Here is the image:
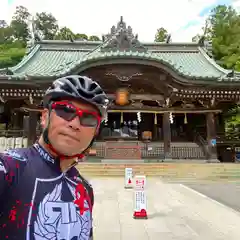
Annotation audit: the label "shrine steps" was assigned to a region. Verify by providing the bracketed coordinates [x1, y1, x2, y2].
[76, 163, 240, 181]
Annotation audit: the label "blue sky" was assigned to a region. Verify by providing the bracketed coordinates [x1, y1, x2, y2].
[199, 0, 233, 16]
[180, 0, 237, 34]
[1, 0, 240, 42]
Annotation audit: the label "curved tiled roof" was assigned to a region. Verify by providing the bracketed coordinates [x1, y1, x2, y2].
[1, 40, 238, 83]
[1, 15, 240, 83]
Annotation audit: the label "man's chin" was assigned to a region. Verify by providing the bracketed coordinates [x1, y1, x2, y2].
[52, 144, 81, 157]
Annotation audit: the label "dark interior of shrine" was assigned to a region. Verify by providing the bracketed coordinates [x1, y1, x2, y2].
[97, 112, 207, 142]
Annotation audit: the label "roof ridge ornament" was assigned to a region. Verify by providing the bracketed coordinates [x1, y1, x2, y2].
[0, 67, 14, 76]
[26, 16, 43, 54]
[101, 16, 147, 53]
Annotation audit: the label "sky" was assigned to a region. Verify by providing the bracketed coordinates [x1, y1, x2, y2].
[1, 0, 240, 42]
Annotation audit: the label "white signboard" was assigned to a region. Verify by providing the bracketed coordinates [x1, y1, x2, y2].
[133, 175, 147, 219]
[124, 168, 133, 189]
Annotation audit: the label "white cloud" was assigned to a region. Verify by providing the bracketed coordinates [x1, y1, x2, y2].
[0, 0, 237, 42]
[232, 0, 240, 11]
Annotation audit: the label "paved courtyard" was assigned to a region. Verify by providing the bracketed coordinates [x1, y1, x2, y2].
[88, 177, 240, 240]
[184, 182, 240, 212]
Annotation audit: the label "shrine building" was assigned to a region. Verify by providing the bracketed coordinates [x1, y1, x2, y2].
[0, 17, 240, 162]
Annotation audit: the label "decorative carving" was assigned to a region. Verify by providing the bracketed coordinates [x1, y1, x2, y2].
[165, 98, 170, 107]
[0, 68, 14, 75]
[226, 69, 234, 78]
[101, 16, 147, 52]
[210, 97, 215, 107]
[106, 68, 142, 82]
[131, 101, 143, 108]
[29, 94, 34, 105]
[0, 96, 5, 103]
[183, 103, 195, 108]
[26, 16, 44, 53]
[166, 34, 172, 43]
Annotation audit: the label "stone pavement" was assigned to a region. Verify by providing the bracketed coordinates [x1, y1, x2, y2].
[88, 177, 240, 240]
[184, 182, 240, 212]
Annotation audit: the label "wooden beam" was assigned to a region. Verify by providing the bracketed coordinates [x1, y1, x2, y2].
[107, 94, 164, 101]
[108, 108, 222, 114]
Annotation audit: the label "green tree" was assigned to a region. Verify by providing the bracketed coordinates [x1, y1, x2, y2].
[35, 12, 59, 40]
[0, 42, 26, 68]
[75, 33, 88, 41]
[194, 5, 240, 71]
[0, 20, 13, 43]
[88, 35, 100, 41]
[154, 27, 168, 42]
[55, 27, 74, 40]
[10, 6, 30, 43]
[224, 105, 240, 139]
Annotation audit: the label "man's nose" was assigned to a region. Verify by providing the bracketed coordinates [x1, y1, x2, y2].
[68, 116, 81, 130]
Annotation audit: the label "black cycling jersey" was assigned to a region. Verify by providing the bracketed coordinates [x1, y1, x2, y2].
[0, 143, 94, 240]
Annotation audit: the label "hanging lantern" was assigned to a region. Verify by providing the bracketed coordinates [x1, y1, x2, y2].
[115, 88, 129, 106]
[184, 113, 188, 124]
[154, 113, 157, 125]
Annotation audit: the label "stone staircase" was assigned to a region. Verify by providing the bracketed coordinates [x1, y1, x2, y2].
[76, 163, 240, 181]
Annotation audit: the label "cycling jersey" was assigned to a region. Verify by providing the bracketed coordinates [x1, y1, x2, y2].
[0, 143, 94, 240]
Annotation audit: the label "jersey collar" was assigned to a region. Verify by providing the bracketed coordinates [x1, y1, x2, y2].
[33, 142, 55, 164]
[33, 142, 79, 173]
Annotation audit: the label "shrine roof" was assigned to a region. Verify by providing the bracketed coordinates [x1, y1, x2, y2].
[0, 17, 240, 84]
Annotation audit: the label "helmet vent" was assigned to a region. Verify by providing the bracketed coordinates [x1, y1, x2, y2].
[66, 77, 77, 87]
[78, 88, 94, 99]
[89, 83, 98, 91]
[79, 77, 86, 88]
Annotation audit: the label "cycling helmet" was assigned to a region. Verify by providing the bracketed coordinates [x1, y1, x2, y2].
[43, 75, 109, 119]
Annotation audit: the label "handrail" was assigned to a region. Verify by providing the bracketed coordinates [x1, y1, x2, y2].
[192, 130, 210, 159]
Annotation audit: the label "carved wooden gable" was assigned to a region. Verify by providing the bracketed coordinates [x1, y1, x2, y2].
[101, 16, 147, 53]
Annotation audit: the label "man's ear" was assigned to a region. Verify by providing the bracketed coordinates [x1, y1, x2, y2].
[41, 108, 49, 129]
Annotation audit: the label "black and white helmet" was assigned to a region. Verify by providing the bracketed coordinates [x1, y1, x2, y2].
[43, 75, 109, 118]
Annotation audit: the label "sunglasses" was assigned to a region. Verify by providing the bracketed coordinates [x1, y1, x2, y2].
[51, 101, 101, 127]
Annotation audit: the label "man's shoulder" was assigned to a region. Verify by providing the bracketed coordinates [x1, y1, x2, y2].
[1, 148, 29, 162]
[0, 148, 31, 176]
[0, 147, 31, 170]
[2, 148, 29, 161]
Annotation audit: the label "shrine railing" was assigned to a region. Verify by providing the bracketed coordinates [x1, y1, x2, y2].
[91, 141, 206, 160]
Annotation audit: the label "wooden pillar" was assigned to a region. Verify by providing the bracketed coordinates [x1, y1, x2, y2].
[206, 112, 219, 162]
[153, 113, 158, 141]
[12, 111, 18, 129]
[27, 111, 38, 146]
[217, 113, 225, 133]
[163, 112, 172, 160]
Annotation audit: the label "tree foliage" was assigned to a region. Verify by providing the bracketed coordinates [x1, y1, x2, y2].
[193, 5, 240, 71]
[193, 5, 240, 136]
[0, 5, 101, 68]
[154, 27, 169, 42]
[35, 12, 58, 40]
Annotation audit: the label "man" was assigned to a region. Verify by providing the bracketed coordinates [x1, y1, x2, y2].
[0, 75, 109, 239]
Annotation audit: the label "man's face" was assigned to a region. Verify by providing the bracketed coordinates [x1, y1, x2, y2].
[41, 100, 100, 156]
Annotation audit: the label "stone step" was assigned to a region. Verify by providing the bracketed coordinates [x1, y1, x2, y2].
[76, 163, 240, 180]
